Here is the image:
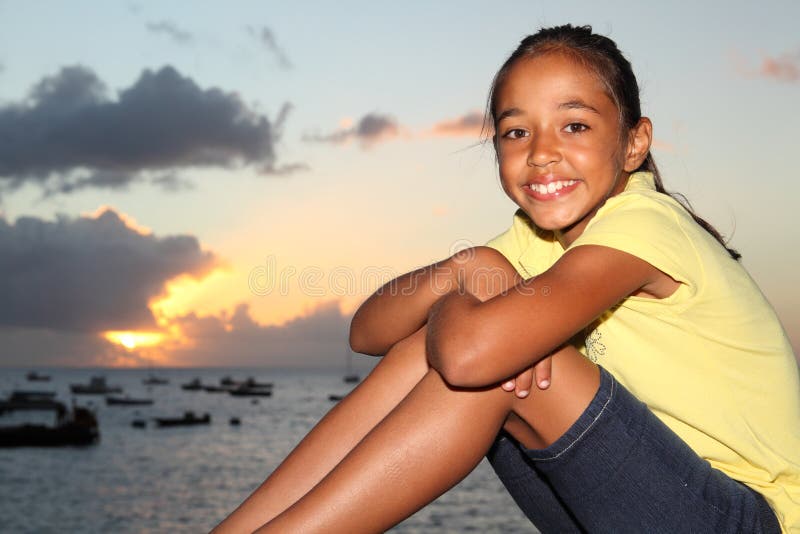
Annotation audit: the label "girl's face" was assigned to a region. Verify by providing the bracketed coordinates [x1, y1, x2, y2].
[494, 52, 631, 247]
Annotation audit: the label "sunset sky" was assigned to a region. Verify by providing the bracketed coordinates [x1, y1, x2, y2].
[0, 0, 797, 368]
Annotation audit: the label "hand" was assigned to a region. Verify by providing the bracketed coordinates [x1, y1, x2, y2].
[501, 355, 552, 398]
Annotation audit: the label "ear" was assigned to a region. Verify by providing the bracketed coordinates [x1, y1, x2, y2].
[623, 117, 653, 172]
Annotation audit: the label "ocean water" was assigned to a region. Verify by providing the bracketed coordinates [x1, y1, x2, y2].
[0, 368, 536, 533]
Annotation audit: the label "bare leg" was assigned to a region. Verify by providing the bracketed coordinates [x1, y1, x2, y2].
[212, 328, 430, 533]
[257, 345, 599, 533]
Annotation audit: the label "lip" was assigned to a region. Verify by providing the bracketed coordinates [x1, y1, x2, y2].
[523, 176, 581, 201]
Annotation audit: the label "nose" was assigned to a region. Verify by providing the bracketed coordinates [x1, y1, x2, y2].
[527, 130, 561, 167]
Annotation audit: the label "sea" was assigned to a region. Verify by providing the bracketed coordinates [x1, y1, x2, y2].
[0, 367, 536, 533]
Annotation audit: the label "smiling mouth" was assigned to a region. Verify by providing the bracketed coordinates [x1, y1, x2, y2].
[527, 179, 578, 195]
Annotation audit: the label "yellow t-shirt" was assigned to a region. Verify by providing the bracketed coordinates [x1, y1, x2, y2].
[487, 172, 800, 531]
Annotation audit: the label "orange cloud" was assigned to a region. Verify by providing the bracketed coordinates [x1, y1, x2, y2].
[650, 138, 676, 153]
[428, 110, 487, 138]
[731, 47, 800, 82]
[760, 54, 800, 82]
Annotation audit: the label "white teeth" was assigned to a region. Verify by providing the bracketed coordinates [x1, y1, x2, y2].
[529, 180, 576, 194]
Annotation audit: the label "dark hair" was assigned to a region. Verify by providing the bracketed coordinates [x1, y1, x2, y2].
[486, 24, 741, 260]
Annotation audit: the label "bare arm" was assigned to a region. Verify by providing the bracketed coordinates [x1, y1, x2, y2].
[427, 245, 662, 387]
[350, 248, 523, 355]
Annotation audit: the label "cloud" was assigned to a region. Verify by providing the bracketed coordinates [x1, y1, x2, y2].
[0, 207, 219, 332]
[0, 65, 295, 193]
[304, 112, 400, 148]
[732, 48, 800, 82]
[0, 300, 360, 368]
[146, 20, 194, 44]
[428, 110, 486, 138]
[247, 26, 292, 69]
[759, 53, 800, 82]
[0, 327, 143, 367]
[166, 301, 352, 367]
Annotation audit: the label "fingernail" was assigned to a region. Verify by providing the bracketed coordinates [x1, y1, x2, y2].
[503, 380, 514, 390]
[539, 380, 550, 389]
[517, 390, 529, 398]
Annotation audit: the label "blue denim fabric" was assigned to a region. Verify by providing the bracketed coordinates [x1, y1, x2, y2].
[487, 367, 782, 533]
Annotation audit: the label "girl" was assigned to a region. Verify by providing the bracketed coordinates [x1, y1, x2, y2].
[214, 25, 799, 532]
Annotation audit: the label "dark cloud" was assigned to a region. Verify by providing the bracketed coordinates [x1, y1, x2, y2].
[0, 327, 140, 367]
[247, 26, 292, 69]
[303, 113, 400, 148]
[146, 20, 194, 44]
[0, 208, 219, 332]
[149, 173, 195, 192]
[167, 301, 356, 367]
[0, 65, 294, 193]
[0, 301, 373, 369]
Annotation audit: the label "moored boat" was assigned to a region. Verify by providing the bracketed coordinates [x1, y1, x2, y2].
[26, 371, 51, 382]
[0, 406, 99, 447]
[0, 390, 62, 413]
[142, 375, 169, 386]
[105, 396, 154, 406]
[154, 411, 210, 427]
[70, 376, 123, 395]
[228, 385, 272, 397]
[180, 378, 203, 391]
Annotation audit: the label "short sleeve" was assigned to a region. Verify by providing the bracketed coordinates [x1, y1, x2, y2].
[568, 192, 704, 292]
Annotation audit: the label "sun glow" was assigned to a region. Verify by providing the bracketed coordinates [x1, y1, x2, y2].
[104, 331, 164, 350]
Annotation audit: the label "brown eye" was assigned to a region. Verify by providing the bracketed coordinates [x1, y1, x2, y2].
[565, 123, 588, 134]
[503, 128, 528, 139]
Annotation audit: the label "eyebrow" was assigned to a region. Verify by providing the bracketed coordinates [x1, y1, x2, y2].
[496, 99, 601, 123]
[495, 107, 522, 123]
[558, 99, 600, 114]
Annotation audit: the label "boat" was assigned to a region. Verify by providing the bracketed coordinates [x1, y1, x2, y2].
[328, 394, 345, 402]
[201, 384, 232, 393]
[342, 347, 360, 384]
[70, 376, 123, 395]
[105, 396, 154, 406]
[142, 374, 169, 386]
[228, 385, 272, 397]
[26, 371, 51, 382]
[0, 390, 63, 413]
[201, 376, 240, 393]
[154, 411, 211, 427]
[219, 376, 273, 389]
[0, 405, 99, 447]
[242, 377, 273, 388]
[180, 378, 203, 391]
[131, 419, 147, 429]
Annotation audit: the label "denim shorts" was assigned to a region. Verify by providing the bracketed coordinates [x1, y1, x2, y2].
[487, 367, 782, 533]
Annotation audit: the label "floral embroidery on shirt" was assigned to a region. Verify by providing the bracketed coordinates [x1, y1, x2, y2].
[585, 328, 606, 362]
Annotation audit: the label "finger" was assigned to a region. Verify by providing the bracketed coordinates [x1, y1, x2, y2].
[534, 357, 552, 389]
[501, 379, 515, 391]
[515, 368, 534, 398]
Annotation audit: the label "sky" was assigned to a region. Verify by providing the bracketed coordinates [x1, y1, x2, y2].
[0, 0, 797, 368]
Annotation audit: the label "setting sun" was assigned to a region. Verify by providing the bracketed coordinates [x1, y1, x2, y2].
[104, 331, 164, 350]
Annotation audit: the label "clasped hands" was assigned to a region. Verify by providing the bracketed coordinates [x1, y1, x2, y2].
[502, 356, 552, 398]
